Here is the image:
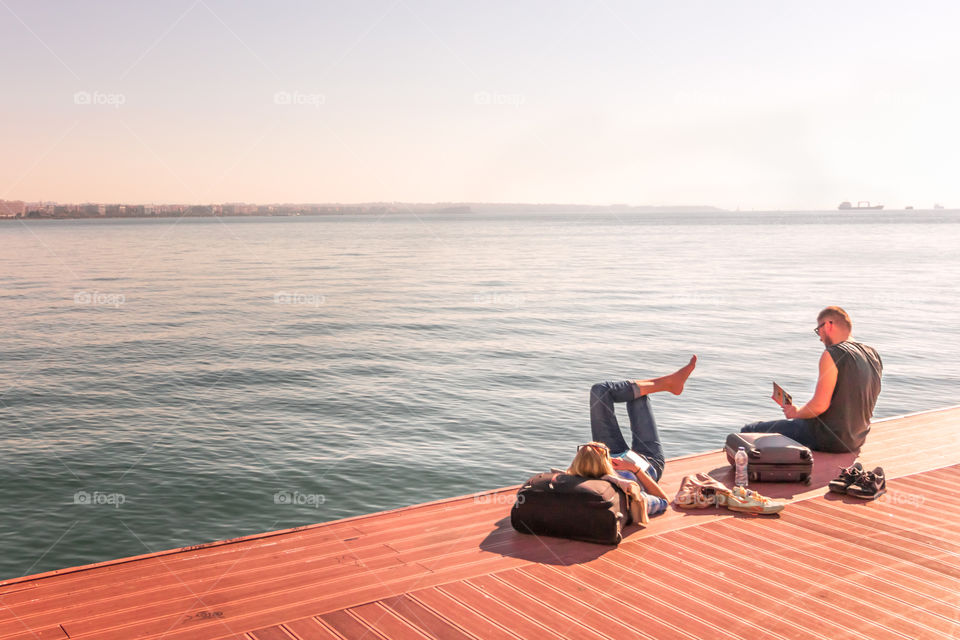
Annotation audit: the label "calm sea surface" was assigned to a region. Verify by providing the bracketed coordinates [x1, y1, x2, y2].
[1, 210, 958, 579]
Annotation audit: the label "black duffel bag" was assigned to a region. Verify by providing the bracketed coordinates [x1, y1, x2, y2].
[510, 471, 630, 545]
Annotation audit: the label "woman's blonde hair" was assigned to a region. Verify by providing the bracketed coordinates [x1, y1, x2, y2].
[568, 442, 615, 478]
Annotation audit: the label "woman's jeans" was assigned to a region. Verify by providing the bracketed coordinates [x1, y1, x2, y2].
[589, 380, 665, 481]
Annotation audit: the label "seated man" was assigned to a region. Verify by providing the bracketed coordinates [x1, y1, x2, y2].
[742, 306, 882, 453]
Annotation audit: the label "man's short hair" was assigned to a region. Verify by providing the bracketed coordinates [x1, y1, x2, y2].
[818, 305, 852, 331]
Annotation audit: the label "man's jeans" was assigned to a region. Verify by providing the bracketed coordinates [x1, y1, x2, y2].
[589, 380, 665, 481]
[741, 418, 818, 450]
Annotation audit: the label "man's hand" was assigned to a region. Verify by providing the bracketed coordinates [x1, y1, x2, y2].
[782, 403, 800, 419]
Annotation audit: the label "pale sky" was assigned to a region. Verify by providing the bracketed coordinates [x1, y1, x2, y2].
[2, 0, 958, 209]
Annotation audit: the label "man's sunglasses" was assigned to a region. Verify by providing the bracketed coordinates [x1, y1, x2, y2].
[814, 320, 832, 336]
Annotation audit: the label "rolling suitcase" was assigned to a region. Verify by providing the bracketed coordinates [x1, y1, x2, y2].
[725, 432, 813, 485]
[511, 472, 629, 545]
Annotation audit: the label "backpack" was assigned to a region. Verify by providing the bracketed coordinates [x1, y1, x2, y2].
[510, 472, 630, 545]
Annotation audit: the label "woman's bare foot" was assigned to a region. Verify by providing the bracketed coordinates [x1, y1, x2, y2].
[633, 355, 697, 397]
[667, 355, 697, 395]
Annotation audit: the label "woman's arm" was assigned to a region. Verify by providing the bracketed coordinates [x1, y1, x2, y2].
[612, 458, 668, 500]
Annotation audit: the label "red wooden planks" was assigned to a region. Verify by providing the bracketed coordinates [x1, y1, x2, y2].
[463, 574, 608, 640]
[283, 617, 347, 640]
[407, 587, 517, 640]
[377, 594, 476, 640]
[1, 407, 959, 640]
[346, 602, 434, 640]
[248, 626, 295, 640]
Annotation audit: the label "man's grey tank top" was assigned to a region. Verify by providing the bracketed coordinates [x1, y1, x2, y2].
[813, 340, 883, 452]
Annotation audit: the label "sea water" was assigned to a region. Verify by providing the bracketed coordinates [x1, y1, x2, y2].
[1, 209, 958, 578]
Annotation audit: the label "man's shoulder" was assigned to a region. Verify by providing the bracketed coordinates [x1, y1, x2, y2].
[830, 340, 878, 354]
[859, 342, 882, 369]
[829, 340, 882, 370]
[849, 340, 881, 360]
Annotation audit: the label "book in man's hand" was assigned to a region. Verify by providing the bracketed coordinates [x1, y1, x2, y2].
[772, 381, 793, 407]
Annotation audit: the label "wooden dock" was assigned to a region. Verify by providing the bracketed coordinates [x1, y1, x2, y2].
[2, 406, 959, 639]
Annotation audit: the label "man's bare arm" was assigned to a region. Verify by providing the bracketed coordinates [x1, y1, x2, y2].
[784, 350, 837, 419]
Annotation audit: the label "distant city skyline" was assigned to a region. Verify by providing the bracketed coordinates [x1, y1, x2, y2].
[1, 197, 731, 220]
[5, 196, 955, 222]
[2, 1, 958, 210]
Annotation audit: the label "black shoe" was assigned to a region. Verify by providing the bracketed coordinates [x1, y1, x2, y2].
[828, 462, 864, 494]
[846, 467, 886, 500]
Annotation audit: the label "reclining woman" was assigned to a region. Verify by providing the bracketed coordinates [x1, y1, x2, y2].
[568, 356, 697, 525]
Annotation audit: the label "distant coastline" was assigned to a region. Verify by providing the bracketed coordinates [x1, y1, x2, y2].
[0, 200, 725, 220]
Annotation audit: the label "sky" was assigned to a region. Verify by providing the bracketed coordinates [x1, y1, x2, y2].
[2, 0, 958, 209]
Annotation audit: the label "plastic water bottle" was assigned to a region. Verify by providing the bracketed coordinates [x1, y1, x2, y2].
[734, 447, 749, 487]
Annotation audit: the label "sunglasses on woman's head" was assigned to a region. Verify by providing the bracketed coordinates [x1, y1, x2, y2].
[577, 443, 609, 455]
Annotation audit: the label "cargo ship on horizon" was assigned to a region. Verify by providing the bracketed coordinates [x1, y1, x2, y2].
[838, 200, 884, 210]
